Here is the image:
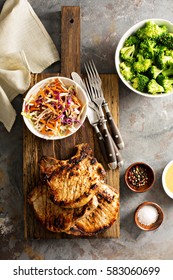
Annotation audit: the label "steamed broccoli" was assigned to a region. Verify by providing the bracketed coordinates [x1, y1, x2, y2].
[120, 45, 135, 62]
[131, 74, 149, 92]
[119, 20, 173, 95]
[147, 79, 164, 94]
[124, 35, 140, 47]
[162, 64, 173, 76]
[156, 52, 173, 69]
[136, 21, 168, 40]
[158, 32, 173, 49]
[139, 39, 157, 59]
[164, 48, 173, 56]
[147, 65, 163, 79]
[133, 54, 152, 73]
[120, 61, 134, 81]
[157, 74, 173, 92]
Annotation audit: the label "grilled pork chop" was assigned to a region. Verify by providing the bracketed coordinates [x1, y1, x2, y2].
[28, 183, 119, 236]
[39, 143, 93, 180]
[44, 143, 106, 208]
[67, 184, 119, 236]
[28, 143, 119, 236]
[28, 185, 98, 233]
[39, 156, 60, 181]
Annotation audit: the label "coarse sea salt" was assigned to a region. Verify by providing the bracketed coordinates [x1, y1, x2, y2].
[137, 205, 159, 226]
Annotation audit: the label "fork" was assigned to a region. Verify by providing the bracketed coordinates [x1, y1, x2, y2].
[83, 78, 109, 166]
[83, 67, 105, 121]
[84, 76, 117, 169]
[84, 60, 124, 150]
[85, 77, 123, 168]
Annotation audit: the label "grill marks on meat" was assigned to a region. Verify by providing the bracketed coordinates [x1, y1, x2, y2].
[28, 185, 99, 232]
[39, 157, 60, 181]
[44, 144, 106, 208]
[67, 184, 119, 236]
[28, 184, 119, 236]
[28, 143, 119, 236]
[39, 144, 93, 179]
[28, 186, 72, 231]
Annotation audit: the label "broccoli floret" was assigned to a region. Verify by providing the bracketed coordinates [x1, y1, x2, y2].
[119, 21, 173, 95]
[158, 33, 173, 49]
[157, 74, 173, 92]
[139, 39, 157, 59]
[124, 35, 140, 47]
[133, 54, 152, 73]
[147, 65, 163, 79]
[147, 79, 164, 94]
[162, 64, 173, 76]
[154, 44, 167, 56]
[155, 48, 173, 69]
[136, 21, 168, 40]
[164, 48, 173, 56]
[120, 45, 135, 62]
[120, 62, 134, 81]
[131, 74, 149, 92]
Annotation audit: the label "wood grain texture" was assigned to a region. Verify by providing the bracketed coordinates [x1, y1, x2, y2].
[61, 6, 80, 77]
[23, 73, 120, 239]
[23, 6, 120, 239]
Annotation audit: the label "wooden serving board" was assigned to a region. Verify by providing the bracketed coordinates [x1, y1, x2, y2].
[23, 7, 120, 239]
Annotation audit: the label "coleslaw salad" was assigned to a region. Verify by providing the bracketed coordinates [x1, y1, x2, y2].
[22, 77, 86, 138]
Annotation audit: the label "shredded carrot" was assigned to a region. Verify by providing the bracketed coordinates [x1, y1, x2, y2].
[29, 107, 39, 112]
[23, 78, 83, 137]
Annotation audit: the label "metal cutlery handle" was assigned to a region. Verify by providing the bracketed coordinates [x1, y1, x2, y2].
[100, 120, 117, 169]
[103, 102, 124, 150]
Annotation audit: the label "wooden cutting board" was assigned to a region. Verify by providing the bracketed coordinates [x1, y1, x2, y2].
[23, 6, 120, 239]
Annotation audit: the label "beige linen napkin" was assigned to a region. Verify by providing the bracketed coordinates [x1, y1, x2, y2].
[0, 51, 30, 131]
[0, 0, 60, 132]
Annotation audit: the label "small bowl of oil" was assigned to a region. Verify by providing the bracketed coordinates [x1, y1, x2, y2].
[162, 160, 173, 199]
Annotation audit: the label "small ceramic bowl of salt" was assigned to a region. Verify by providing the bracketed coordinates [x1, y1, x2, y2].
[134, 202, 164, 231]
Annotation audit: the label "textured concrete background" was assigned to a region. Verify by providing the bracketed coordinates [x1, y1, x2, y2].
[1, 0, 173, 260]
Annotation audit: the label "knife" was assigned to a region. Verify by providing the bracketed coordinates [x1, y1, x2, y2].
[71, 72, 119, 169]
[71, 72, 107, 163]
[84, 75, 123, 168]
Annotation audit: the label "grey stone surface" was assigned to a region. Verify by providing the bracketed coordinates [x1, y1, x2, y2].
[1, 0, 173, 260]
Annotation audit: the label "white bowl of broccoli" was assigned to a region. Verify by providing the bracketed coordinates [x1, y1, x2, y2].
[115, 19, 173, 97]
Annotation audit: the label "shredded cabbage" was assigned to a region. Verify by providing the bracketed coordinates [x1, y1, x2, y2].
[22, 78, 84, 137]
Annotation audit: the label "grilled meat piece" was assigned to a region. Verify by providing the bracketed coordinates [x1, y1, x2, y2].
[39, 143, 93, 180]
[39, 156, 60, 181]
[28, 143, 119, 236]
[67, 184, 119, 236]
[28, 185, 98, 233]
[46, 143, 106, 208]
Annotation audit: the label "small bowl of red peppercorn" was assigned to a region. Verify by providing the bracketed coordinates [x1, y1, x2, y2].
[125, 162, 155, 193]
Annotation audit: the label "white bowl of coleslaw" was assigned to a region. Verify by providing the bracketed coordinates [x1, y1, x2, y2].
[22, 76, 88, 140]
